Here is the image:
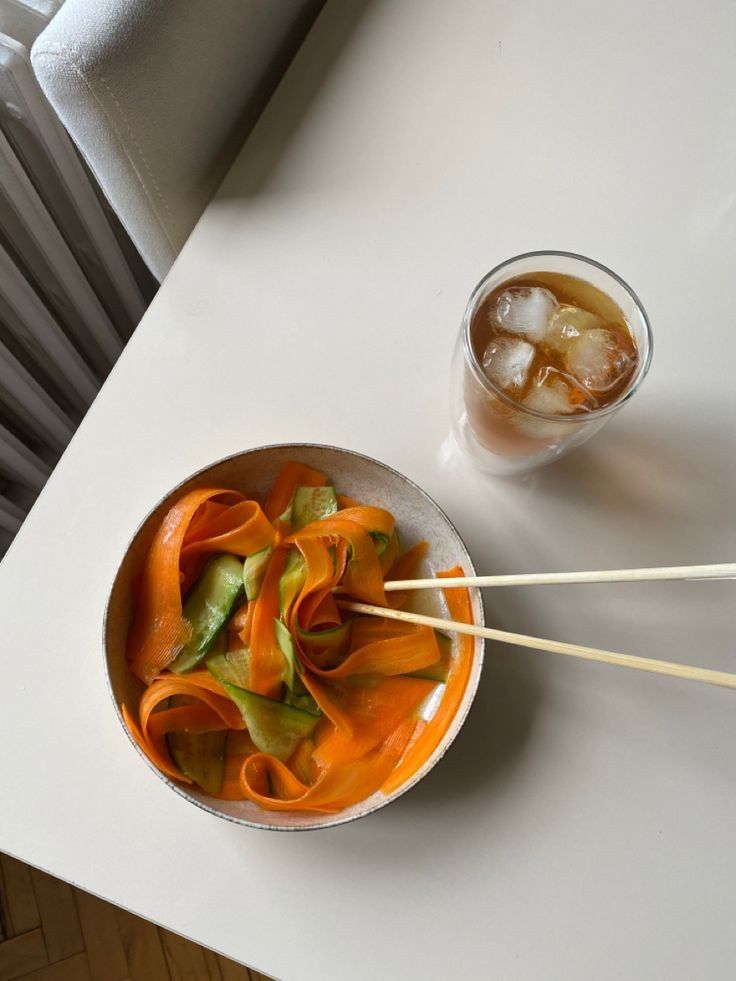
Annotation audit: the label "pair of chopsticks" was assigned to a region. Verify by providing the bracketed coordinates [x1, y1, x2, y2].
[336, 563, 736, 690]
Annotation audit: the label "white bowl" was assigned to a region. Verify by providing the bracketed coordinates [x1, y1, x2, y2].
[104, 444, 485, 830]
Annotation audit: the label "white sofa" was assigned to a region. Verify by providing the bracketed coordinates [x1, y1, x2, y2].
[32, 0, 323, 280]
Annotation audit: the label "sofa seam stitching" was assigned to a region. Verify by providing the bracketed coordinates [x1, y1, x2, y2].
[33, 42, 177, 246]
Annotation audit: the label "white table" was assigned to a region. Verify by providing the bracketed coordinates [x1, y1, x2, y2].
[2, 1, 735, 978]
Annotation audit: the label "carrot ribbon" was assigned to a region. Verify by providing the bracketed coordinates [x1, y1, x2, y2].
[264, 462, 327, 521]
[127, 487, 273, 684]
[239, 721, 418, 812]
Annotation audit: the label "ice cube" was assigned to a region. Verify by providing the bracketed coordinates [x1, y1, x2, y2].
[517, 368, 594, 439]
[490, 286, 557, 343]
[523, 367, 593, 416]
[564, 328, 634, 393]
[545, 304, 603, 352]
[481, 336, 535, 395]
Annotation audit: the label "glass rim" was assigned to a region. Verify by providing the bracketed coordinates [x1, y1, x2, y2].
[462, 250, 654, 423]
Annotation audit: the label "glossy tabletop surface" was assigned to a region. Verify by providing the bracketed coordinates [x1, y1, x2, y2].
[1, 1, 735, 978]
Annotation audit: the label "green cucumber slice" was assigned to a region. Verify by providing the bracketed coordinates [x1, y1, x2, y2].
[170, 555, 244, 674]
[296, 620, 352, 651]
[285, 690, 321, 715]
[370, 531, 390, 556]
[274, 620, 320, 715]
[167, 726, 226, 794]
[210, 676, 320, 761]
[243, 547, 272, 601]
[274, 619, 300, 691]
[279, 549, 306, 617]
[275, 496, 294, 527]
[296, 620, 352, 669]
[206, 647, 251, 688]
[204, 628, 227, 661]
[292, 485, 338, 530]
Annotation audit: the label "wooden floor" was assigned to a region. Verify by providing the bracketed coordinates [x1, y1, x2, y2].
[0, 853, 272, 981]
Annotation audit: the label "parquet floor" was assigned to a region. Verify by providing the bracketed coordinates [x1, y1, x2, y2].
[0, 853, 272, 981]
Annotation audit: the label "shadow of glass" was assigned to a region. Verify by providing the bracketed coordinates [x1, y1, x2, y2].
[454, 403, 735, 563]
[520, 407, 736, 550]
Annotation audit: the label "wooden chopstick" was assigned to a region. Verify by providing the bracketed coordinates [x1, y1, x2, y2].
[336, 600, 736, 691]
[381, 562, 736, 592]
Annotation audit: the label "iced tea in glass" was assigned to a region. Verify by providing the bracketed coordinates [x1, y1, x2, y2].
[450, 252, 653, 475]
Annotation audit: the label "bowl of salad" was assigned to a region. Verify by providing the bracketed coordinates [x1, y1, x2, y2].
[104, 444, 484, 830]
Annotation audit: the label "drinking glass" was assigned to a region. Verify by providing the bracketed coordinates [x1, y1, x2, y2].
[450, 251, 653, 476]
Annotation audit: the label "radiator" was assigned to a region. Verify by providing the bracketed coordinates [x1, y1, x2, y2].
[0, 0, 153, 556]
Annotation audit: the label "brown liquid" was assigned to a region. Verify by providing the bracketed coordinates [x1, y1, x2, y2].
[470, 271, 638, 412]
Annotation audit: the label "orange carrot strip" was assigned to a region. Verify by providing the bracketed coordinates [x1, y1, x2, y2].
[248, 548, 287, 697]
[139, 678, 245, 734]
[340, 530, 387, 606]
[288, 737, 316, 785]
[330, 506, 395, 538]
[337, 494, 362, 509]
[381, 567, 474, 795]
[387, 541, 429, 579]
[228, 600, 256, 650]
[314, 677, 433, 767]
[170, 669, 239, 699]
[293, 537, 348, 631]
[180, 500, 274, 560]
[229, 600, 249, 633]
[299, 672, 356, 736]
[264, 462, 327, 520]
[284, 539, 349, 691]
[349, 617, 418, 648]
[239, 721, 417, 812]
[122, 703, 191, 783]
[312, 715, 334, 750]
[236, 599, 256, 648]
[147, 704, 229, 740]
[179, 500, 274, 593]
[243, 754, 310, 803]
[386, 541, 429, 608]
[297, 620, 351, 658]
[127, 487, 244, 684]
[288, 537, 337, 634]
[289, 517, 386, 606]
[307, 626, 439, 679]
[210, 730, 259, 800]
[212, 753, 250, 800]
[129, 676, 245, 785]
[185, 501, 230, 541]
[300, 592, 342, 632]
